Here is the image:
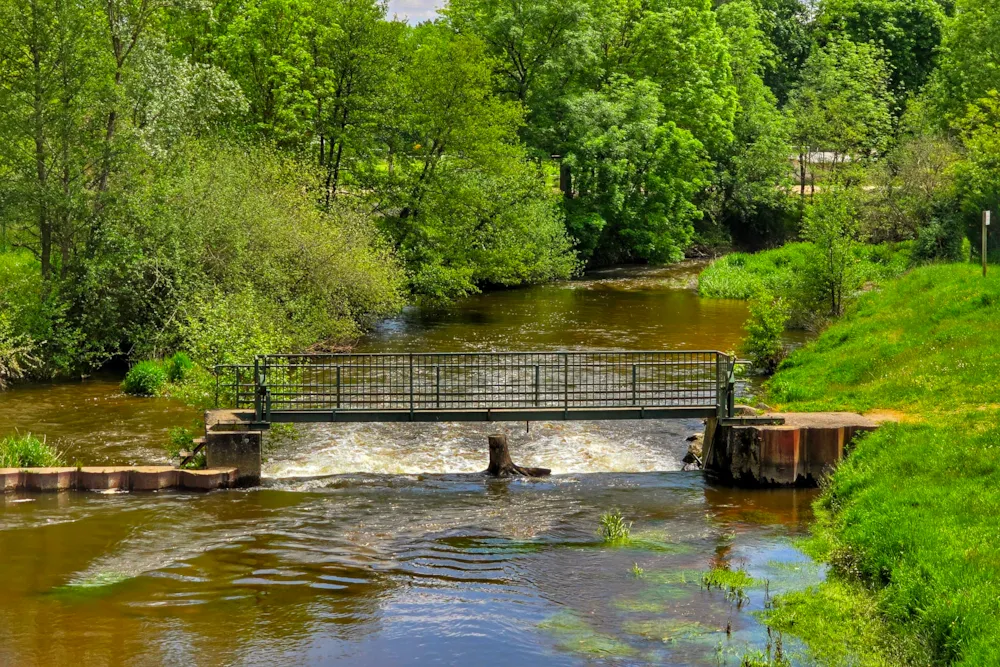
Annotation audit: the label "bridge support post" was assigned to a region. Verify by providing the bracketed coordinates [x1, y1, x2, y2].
[205, 430, 262, 487]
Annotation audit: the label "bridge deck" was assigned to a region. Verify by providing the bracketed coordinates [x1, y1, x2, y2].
[215, 351, 736, 424]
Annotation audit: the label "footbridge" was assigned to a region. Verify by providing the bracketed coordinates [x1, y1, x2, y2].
[214, 351, 740, 427]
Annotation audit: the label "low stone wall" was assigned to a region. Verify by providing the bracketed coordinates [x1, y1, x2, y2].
[703, 412, 878, 486]
[0, 466, 238, 493]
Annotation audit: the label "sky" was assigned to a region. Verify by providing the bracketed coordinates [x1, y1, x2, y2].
[387, 0, 443, 23]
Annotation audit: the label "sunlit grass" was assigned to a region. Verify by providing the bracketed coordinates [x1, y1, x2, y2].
[764, 263, 1000, 663]
[0, 433, 63, 468]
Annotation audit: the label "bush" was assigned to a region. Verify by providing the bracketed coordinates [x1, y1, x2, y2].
[914, 206, 966, 262]
[121, 361, 167, 396]
[740, 295, 790, 375]
[0, 433, 64, 467]
[164, 351, 193, 383]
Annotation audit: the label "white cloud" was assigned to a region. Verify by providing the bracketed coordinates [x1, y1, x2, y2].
[387, 0, 443, 23]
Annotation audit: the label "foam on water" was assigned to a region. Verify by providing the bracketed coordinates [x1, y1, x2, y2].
[264, 419, 699, 479]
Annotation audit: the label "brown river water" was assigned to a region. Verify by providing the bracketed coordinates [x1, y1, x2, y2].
[0, 263, 822, 666]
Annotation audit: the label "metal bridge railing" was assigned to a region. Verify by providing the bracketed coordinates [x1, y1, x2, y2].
[216, 351, 737, 422]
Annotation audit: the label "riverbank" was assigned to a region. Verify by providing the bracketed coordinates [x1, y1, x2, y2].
[758, 263, 1000, 664]
[697, 241, 913, 301]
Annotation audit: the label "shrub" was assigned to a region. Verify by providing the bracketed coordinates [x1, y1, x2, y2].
[741, 295, 790, 375]
[121, 361, 167, 396]
[0, 311, 37, 390]
[0, 433, 64, 467]
[913, 207, 966, 262]
[164, 351, 193, 383]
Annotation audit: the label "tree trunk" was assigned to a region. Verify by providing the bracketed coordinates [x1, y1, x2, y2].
[484, 434, 550, 478]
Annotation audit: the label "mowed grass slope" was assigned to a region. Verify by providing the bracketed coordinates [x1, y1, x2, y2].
[764, 264, 1000, 665]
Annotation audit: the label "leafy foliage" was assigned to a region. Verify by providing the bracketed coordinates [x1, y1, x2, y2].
[741, 295, 790, 374]
[121, 361, 168, 397]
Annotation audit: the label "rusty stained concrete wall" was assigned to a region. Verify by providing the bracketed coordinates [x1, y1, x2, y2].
[704, 412, 879, 486]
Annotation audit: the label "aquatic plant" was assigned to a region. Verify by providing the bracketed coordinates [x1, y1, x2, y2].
[599, 510, 632, 544]
[703, 566, 759, 607]
[0, 433, 64, 467]
[121, 360, 167, 396]
[631, 562, 644, 578]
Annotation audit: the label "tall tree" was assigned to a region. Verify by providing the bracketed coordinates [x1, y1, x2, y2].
[562, 76, 708, 264]
[817, 0, 944, 104]
[0, 0, 112, 280]
[311, 0, 403, 206]
[787, 37, 895, 165]
[931, 0, 1000, 122]
[711, 0, 794, 246]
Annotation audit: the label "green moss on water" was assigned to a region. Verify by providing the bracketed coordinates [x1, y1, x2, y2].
[612, 598, 666, 613]
[49, 571, 134, 600]
[622, 618, 715, 644]
[538, 611, 638, 658]
[703, 567, 759, 593]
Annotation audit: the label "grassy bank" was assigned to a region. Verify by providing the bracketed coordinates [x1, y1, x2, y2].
[698, 242, 913, 300]
[761, 263, 1000, 665]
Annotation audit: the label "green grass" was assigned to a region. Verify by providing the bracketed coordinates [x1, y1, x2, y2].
[0, 433, 64, 467]
[762, 263, 1000, 665]
[698, 242, 913, 300]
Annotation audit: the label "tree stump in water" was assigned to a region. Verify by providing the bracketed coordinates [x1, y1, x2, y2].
[485, 434, 551, 477]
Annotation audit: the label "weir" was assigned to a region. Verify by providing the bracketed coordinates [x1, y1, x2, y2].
[204, 350, 755, 486]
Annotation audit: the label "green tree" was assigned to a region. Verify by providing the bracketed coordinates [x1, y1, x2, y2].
[816, 0, 944, 104]
[562, 76, 708, 265]
[311, 0, 404, 205]
[799, 185, 867, 317]
[216, 0, 315, 143]
[787, 37, 895, 167]
[711, 0, 794, 246]
[0, 0, 112, 281]
[931, 0, 1000, 121]
[378, 26, 576, 299]
[754, 0, 813, 105]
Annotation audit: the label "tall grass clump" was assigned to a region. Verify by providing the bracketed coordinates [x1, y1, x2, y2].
[121, 360, 167, 396]
[599, 510, 632, 544]
[0, 433, 64, 467]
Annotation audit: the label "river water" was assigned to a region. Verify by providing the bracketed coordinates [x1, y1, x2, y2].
[0, 263, 822, 666]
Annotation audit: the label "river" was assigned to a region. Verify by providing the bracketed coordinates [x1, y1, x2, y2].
[0, 263, 822, 666]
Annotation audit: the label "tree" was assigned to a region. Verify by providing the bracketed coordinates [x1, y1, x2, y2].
[800, 185, 866, 317]
[0, 0, 112, 281]
[311, 0, 404, 206]
[711, 0, 794, 246]
[378, 26, 576, 299]
[216, 0, 315, 143]
[787, 37, 895, 167]
[931, 0, 1000, 121]
[754, 0, 812, 105]
[562, 76, 708, 265]
[816, 0, 944, 104]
